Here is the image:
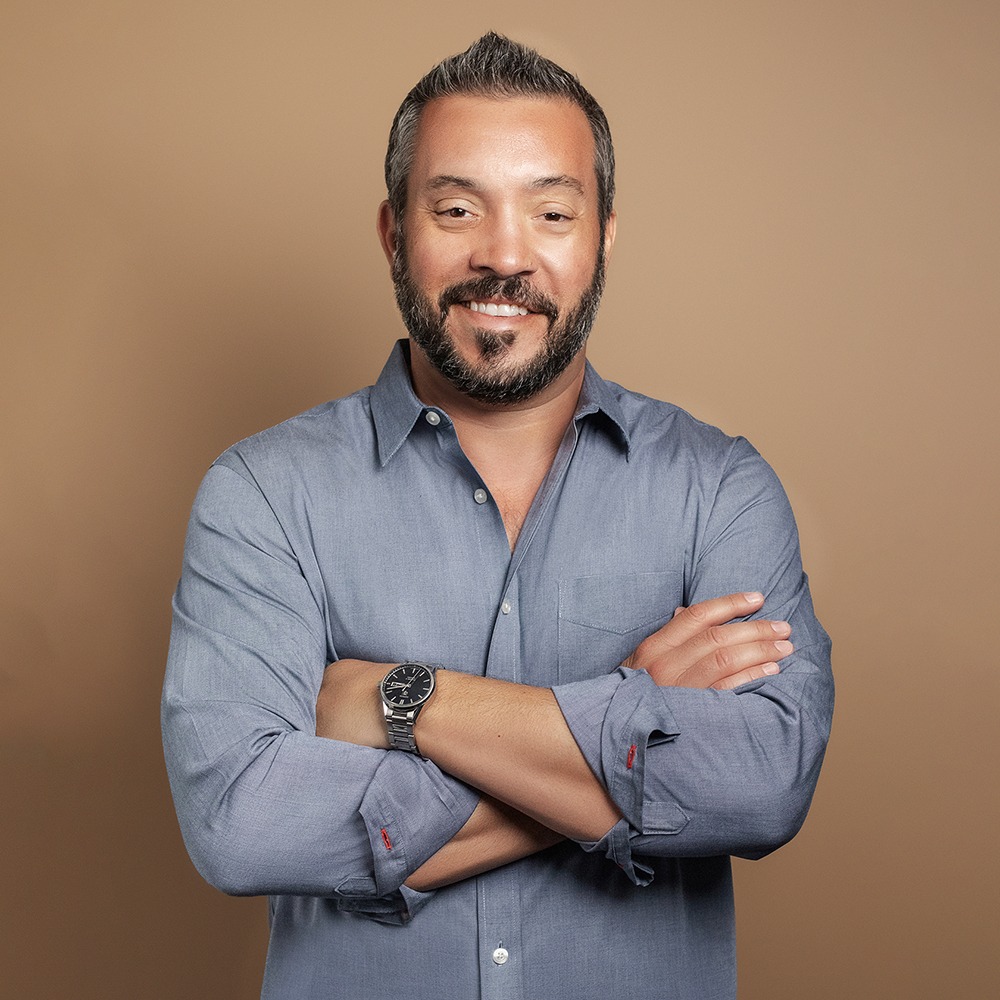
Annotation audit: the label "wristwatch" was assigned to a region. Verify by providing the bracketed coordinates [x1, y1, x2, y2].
[379, 662, 438, 755]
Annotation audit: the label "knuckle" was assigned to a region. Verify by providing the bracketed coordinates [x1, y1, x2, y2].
[713, 647, 735, 673]
[706, 624, 727, 647]
[686, 601, 709, 624]
[650, 617, 680, 647]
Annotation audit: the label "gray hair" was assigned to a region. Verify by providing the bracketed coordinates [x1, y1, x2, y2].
[384, 32, 615, 225]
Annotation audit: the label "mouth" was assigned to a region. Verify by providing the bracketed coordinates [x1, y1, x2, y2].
[462, 299, 533, 317]
[438, 277, 558, 323]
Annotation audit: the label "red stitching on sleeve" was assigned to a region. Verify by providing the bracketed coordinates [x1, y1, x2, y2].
[380, 827, 393, 850]
[626, 744, 637, 770]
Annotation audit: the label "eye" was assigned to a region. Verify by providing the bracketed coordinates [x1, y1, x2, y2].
[542, 211, 569, 222]
[434, 204, 479, 227]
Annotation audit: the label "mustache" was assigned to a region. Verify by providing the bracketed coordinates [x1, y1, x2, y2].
[437, 276, 559, 321]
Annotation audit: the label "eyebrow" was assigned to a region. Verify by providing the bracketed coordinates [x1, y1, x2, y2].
[426, 174, 586, 196]
[531, 175, 585, 196]
[427, 175, 481, 192]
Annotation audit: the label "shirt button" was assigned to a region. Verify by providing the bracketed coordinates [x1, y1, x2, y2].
[492, 947, 509, 966]
[500, 600, 511, 615]
[473, 488, 488, 505]
[424, 410, 441, 426]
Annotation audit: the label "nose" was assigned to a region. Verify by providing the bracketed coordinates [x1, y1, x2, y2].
[469, 212, 535, 278]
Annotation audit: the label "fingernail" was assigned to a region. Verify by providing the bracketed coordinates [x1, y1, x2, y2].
[774, 640, 793, 655]
[763, 662, 780, 675]
[770, 621, 790, 634]
[744, 591, 764, 603]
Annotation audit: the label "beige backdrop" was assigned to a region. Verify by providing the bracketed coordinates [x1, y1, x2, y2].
[2, 1, 997, 997]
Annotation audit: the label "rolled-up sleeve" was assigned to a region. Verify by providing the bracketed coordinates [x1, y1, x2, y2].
[162, 463, 478, 922]
[553, 438, 834, 884]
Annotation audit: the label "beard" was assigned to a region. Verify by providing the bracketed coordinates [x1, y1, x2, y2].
[391, 235, 606, 406]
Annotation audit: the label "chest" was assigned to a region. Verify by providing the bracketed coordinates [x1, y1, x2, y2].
[298, 447, 692, 688]
[491, 480, 541, 549]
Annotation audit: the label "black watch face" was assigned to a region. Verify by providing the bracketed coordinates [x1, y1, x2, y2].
[382, 664, 434, 709]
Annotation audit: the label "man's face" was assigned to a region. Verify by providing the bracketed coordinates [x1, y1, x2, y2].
[381, 94, 615, 406]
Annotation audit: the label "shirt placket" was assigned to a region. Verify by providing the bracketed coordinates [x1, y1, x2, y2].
[425, 404, 589, 998]
[473, 419, 586, 999]
[422, 406, 528, 994]
[477, 562, 524, 997]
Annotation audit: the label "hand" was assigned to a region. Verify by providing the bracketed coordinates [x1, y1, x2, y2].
[623, 592, 792, 691]
[315, 658, 393, 747]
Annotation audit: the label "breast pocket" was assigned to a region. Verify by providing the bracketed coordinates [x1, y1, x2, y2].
[557, 571, 682, 683]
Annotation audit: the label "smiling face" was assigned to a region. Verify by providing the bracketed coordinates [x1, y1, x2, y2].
[379, 94, 616, 406]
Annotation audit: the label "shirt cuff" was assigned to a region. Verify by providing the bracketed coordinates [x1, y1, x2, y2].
[354, 750, 479, 921]
[553, 667, 681, 885]
[578, 818, 655, 886]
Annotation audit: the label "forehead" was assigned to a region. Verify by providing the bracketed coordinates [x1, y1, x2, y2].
[409, 94, 597, 197]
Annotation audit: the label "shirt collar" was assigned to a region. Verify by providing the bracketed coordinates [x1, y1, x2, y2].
[576, 358, 632, 459]
[370, 341, 428, 466]
[370, 339, 632, 466]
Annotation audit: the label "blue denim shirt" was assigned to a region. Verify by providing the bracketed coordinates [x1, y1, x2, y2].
[163, 341, 833, 1000]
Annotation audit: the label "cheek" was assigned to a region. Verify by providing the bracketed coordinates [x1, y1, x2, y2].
[551, 250, 600, 299]
[406, 232, 469, 289]
[541, 227, 602, 285]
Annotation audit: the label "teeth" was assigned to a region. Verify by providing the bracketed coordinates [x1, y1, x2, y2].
[468, 301, 529, 317]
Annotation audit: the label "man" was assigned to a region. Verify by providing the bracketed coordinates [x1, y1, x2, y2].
[163, 32, 833, 1000]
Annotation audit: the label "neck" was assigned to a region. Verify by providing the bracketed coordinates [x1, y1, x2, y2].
[407, 343, 586, 550]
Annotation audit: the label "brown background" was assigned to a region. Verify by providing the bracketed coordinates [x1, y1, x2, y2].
[2, 1, 997, 997]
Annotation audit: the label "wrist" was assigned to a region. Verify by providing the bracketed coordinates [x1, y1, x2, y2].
[379, 662, 439, 755]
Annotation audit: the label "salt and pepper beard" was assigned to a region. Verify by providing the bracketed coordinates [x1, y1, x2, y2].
[391, 228, 607, 406]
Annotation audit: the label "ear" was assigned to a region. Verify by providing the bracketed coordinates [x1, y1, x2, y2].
[377, 200, 398, 268]
[603, 209, 617, 265]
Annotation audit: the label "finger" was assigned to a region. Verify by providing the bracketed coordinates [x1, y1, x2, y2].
[681, 618, 791, 663]
[689, 638, 793, 689]
[711, 662, 781, 692]
[647, 591, 767, 652]
[641, 620, 790, 686]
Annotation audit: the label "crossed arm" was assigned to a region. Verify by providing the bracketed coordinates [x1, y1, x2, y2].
[316, 592, 794, 890]
[164, 456, 831, 908]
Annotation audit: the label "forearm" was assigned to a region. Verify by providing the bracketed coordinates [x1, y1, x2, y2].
[404, 795, 563, 891]
[318, 659, 619, 842]
[314, 586, 803, 876]
[414, 670, 621, 842]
